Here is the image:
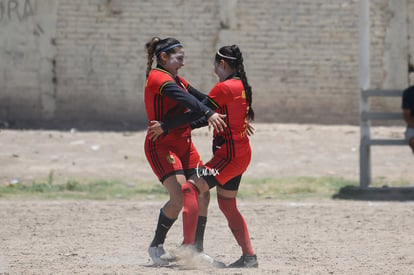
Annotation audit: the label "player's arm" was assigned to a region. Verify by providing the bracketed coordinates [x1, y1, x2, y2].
[163, 83, 226, 131]
[158, 111, 204, 133]
[188, 96, 220, 129]
[148, 109, 225, 140]
[147, 85, 226, 139]
[186, 84, 230, 130]
[162, 83, 215, 118]
[151, 95, 217, 136]
[187, 84, 208, 101]
[151, 94, 225, 134]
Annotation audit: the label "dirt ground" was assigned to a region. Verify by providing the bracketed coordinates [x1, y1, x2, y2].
[1, 123, 414, 274]
[1, 123, 413, 184]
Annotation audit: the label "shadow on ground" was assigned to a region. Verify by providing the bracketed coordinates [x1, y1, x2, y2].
[333, 186, 414, 201]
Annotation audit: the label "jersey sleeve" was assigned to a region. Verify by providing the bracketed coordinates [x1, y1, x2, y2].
[162, 83, 214, 118]
[187, 84, 208, 101]
[161, 111, 205, 133]
[159, 95, 213, 132]
[190, 116, 208, 130]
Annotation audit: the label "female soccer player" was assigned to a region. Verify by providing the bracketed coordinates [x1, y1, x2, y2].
[144, 37, 226, 266]
[149, 44, 258, 268]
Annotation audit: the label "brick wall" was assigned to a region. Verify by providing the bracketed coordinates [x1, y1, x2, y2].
[0, 0, 413, 128]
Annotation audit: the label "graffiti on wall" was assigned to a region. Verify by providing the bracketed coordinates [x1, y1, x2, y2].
[0, 0, 34, 22]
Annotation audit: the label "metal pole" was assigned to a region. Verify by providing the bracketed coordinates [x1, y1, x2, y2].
[358, 0, 371, 188]
[360, 90, 371, 188]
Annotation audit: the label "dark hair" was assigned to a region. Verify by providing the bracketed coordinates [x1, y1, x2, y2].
[145, 37, 183, 78]
[216, 45, 254, 121]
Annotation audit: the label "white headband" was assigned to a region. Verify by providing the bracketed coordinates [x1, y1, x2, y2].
[217, 51, 237, 60]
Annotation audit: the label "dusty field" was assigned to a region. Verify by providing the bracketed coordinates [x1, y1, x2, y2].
[1, 123, 413, 184]
[1, 123, 414, 274]
[0, 200, 413, 274]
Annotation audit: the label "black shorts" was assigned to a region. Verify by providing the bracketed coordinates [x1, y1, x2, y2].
[204, 174, 242, 191]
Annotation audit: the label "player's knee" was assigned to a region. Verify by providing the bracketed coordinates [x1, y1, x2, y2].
[181, 181, 191, 193]
[200, 190, 210, 200]
[198, 191, 210, 207]
[168, 197, 183, 211]
[182, 181, 199, 194]
[217, 196, 236, 215]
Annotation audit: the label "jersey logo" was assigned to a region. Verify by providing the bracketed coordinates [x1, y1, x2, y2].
[242, 90, 246, 99]
[166, 154, 175, 164]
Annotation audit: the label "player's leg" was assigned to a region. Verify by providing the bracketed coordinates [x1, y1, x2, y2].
[195, 191, 210, 252]
[160, 174, 186, 218]
[182, 141, 211, 250]
[144, 137, 189, 265]
[216, 177, 258, 268]
[181, 177, 210, 245]
[148, 174, 186, 265]
[181, 178, 226, 268]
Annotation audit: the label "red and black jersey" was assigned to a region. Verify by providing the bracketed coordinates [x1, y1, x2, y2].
[148, 73, 252, 186]
[203, 76, 251, 185]
[145, 67, 214, 141]
[145, 68, 191, 140]
[208, 77, 249, 144]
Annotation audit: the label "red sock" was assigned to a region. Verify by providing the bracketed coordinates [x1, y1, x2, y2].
[218, 196, 254, 255]
[182, 182, 199, 245]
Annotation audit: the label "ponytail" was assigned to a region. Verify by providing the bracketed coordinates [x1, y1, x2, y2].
[216, 45, 255, 121]
[145, 37, 160, 78]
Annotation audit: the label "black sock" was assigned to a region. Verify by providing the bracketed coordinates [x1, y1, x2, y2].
[194, 216, 207, 252]
[150, 209, 176, 247]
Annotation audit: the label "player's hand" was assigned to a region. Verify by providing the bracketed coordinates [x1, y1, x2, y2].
[246, 121, 255, 136]
[148, 120, 164, 141]
[207, 113, 227, 132]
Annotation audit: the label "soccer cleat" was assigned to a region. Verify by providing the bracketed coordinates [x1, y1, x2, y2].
[174, 245, 226, 268]
[195, 252, 226, 268]
[148, 244, 170, 266]
[159, 249, 177, 261]
[228, 254, 258, 268]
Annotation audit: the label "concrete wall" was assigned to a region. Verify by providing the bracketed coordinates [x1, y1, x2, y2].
[0, 0, 58, 124]
[0, 0, 413, 129]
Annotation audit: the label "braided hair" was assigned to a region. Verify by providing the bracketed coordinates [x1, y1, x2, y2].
[215, 45, 254, 121]
[145, 37, 183, 78]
